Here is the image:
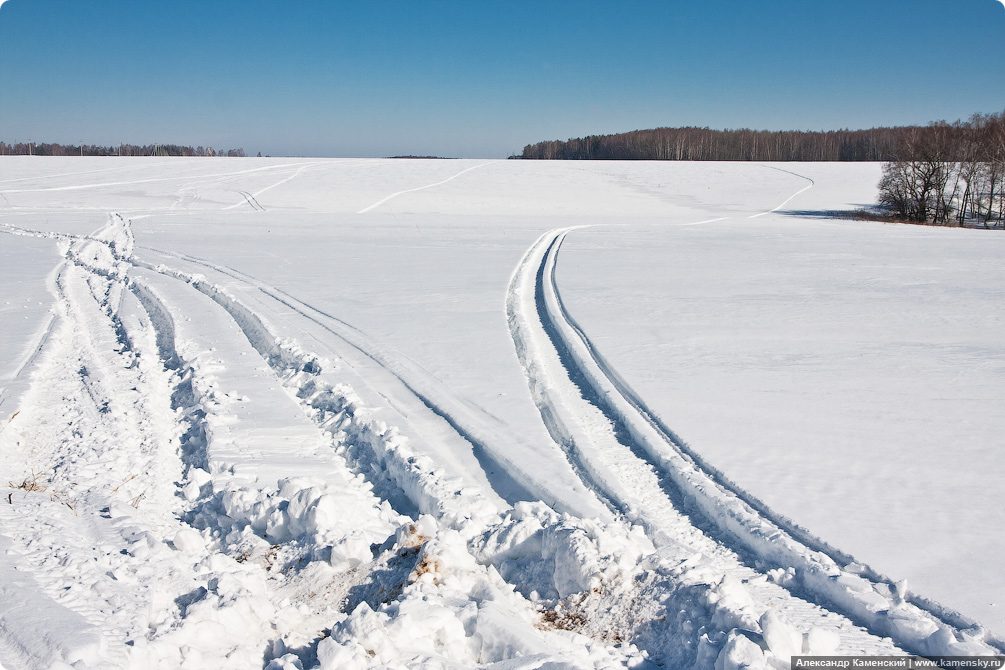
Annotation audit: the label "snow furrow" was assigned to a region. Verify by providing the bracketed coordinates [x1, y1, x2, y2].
[507, 226, 905, 665]
[132, 245, 606, 518]
[0, 247, 201, 668]
[521, 224, 1001, 658]
[129, 257, 498, 526]
[116, 225, 663, 668]
[0, 162, 309, 195]
[747, 165, 815, 218]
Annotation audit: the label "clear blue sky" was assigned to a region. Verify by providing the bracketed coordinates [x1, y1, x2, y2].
[1, 0, 1003, 158]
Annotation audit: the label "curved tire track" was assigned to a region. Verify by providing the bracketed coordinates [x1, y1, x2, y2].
[509, 223, 1002, 657]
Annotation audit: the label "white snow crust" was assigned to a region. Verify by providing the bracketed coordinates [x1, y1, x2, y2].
[0, 157, 1001, 669]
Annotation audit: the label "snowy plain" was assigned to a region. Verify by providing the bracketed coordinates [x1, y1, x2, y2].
[0, 157, 1001, 669]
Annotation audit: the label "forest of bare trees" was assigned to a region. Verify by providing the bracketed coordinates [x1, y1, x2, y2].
[518, 126, 913, 161]
[877, 113, 1005, 227]
[0, 142, 246, 157]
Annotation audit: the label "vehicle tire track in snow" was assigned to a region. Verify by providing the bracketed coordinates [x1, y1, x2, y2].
[124, 253, 504, 525]
[505, 228, 622, 516]
[357, 161, 501, 213]
[0, 214, 439, 669]
[540, 225, 998, 642]
[128, 244, 612, 518]
[251, 284, 541, 507]
[510, 222, 1003, 658]
[508, 225, 891, 663]
[724, 165, 1002, 647]
[100, 218, 658, 668]
[101, 220, 521, 526]
[0, 227, 212, 667]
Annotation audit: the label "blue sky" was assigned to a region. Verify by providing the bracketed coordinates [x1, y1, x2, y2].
[1, 0, 1003, 158]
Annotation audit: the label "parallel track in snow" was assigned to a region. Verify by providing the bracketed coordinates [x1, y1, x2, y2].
[1, 215, 503, 668]
[507, 221, 1003, 658]
[53, 217, 666, 667]
[127, 245, 604, 515]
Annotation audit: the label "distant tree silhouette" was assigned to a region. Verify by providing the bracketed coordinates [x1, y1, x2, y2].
[0, 141, 247, 157]
[518, 126, 910, 161]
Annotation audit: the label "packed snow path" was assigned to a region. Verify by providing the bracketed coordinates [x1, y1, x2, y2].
[0, 158, 1001, 669]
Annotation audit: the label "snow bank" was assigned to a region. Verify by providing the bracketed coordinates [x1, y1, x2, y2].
[313, 516, 649, 669]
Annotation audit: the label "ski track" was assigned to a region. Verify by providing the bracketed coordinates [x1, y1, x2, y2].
[232, 190, 266, 211]
[222, 164, 316, 211]
[0, 161, 1000, 669]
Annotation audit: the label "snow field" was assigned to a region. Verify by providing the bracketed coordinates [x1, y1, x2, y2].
[0, 158, 1001, 669]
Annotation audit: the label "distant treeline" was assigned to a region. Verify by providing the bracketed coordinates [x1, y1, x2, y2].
[0, 142, 247, 157]
[519, 125, 963, 162]
[520, 111, 1005, 228]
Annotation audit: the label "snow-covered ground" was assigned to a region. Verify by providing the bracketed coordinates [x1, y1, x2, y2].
[0, 157, 1001, 669]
